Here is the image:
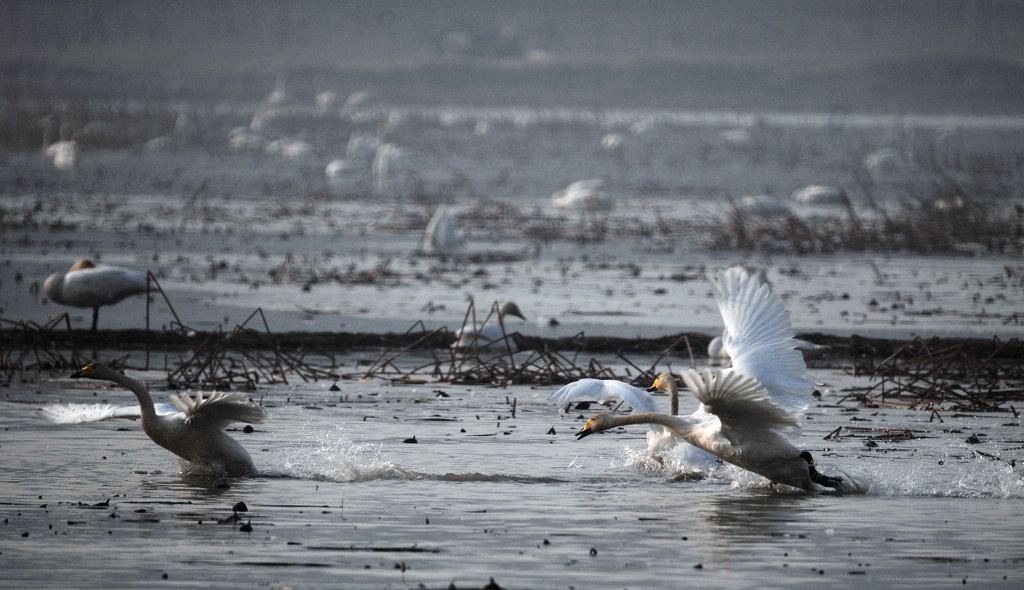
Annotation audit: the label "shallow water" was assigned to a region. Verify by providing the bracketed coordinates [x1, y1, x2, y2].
[2, 368, 1021, 589]
[3, 91, 1024, 588]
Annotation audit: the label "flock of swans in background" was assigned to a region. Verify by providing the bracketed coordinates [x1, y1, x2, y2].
[44, 265, 856, 492]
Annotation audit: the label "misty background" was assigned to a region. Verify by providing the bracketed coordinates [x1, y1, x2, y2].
[2, 0, 1023, 114]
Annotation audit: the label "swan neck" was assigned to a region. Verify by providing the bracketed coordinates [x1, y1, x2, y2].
[666, 378, 679, 416]
[613, 412, 696, 438]
[108, 370, 158, 424]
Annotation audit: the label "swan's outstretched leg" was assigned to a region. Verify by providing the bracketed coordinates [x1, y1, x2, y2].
[91, 307, 99, 331]
[800, 451, 843, 489]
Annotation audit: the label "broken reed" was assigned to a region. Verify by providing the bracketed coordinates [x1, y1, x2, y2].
[359, 299, 695, 387]
[849, 336, 1024, 412]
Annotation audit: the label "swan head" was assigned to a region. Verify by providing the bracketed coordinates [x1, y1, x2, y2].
[498, 301, 526, 321]
[646, 373, 674, 393]
[68, 259, 96, 272]
[575, 413, 613, 439]
[70, 362, 116, 380]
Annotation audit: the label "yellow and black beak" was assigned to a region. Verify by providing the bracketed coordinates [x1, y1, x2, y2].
[70, 363, 95, 379]
[575, 419, 595, 440]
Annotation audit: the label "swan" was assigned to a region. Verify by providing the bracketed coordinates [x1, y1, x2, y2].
[67, 363, 267, 476]
[423, 206, 464, 255]
[551, 179, 613, 212]
[44, 259, 149, 331]
[568, 266, 846, 492]
[792, 184, 845, 205]
[738, 194, 789, 217]
[551, 377, 717, 468]
[452, 301, 526, 352]
[40, 116, 77, 172]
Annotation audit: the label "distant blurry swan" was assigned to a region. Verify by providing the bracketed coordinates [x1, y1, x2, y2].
[792, 184, 845, 205]
[40, 116, 77, 172]
[372, 143, 413, 198]
[567, 266, 847, 492]
[423, 206, 464, 255]
[552, 179, 613, 212]
[452, 301, 526, 352]
[552, 376, 717, 468]
[44, 259, 148, 331]
[738, 194, 789, 217]
[67, 363, 267, 476]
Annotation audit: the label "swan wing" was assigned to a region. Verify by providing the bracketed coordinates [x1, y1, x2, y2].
[551, 379, 660, 413]
[170, 391, 267, 429]
[40, 402, 178, 424]
[711, 266, 813, 415]
[680, 368, 801, 433]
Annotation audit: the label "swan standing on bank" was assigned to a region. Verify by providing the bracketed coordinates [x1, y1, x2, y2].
[452, 301, 526, 352]
[67, 363, 267, 476]
[44, 259, 149, 331]
[567, 266, 846, 492]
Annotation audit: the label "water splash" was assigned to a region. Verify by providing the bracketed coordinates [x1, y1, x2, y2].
[259, 423, 407, 482]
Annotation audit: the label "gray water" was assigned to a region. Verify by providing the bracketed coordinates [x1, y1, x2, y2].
[3, 89, 1024, 588]
[2, 367, 1022, 589]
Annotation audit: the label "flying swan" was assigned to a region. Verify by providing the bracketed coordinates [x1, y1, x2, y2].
[44, 259, 149, 331]
[565, 266, 849, 492]
[63, 363, 267, 476]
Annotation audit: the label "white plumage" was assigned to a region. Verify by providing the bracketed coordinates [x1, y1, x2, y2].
[44, 259, 149, 330]
[551, 179, 613, 212]
[551, 377, 717, 468]
[567, 266, 850, 492]
[66, 363, 267, 476]
[423, 206, 464, 255]
[42, 401, 178, 424]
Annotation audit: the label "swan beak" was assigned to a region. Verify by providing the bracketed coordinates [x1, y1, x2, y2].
[575, 419, 595, 439]
[70, 363, 95, 379]
[646, 386, 657, 392]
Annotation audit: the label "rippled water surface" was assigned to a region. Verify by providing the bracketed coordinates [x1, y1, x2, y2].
[2, 367, 1022, 589]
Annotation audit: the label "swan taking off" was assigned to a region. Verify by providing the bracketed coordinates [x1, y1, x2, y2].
[452, 301, 526, 352]
[44, 259, 149, 331]
[67, 363, 267, 476]
[569, 266, 848, 492]
[551, 377, 717, 469]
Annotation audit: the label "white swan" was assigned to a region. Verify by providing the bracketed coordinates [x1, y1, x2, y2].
[44, 259, 149, 331]
[68, 363, 267, 476]
[452, 301, 526, 352]
[792, 184, 845, 205]
[551, 179, 613, 212]
[423, 206, 464, 255]
[738, 194, 789, 217]
[569, 266, 846, 492]
[40, 117, 77, 172]
[551, 376, 717, 468]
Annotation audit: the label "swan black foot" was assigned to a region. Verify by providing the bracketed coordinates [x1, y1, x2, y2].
[800, 451, 843, 489]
